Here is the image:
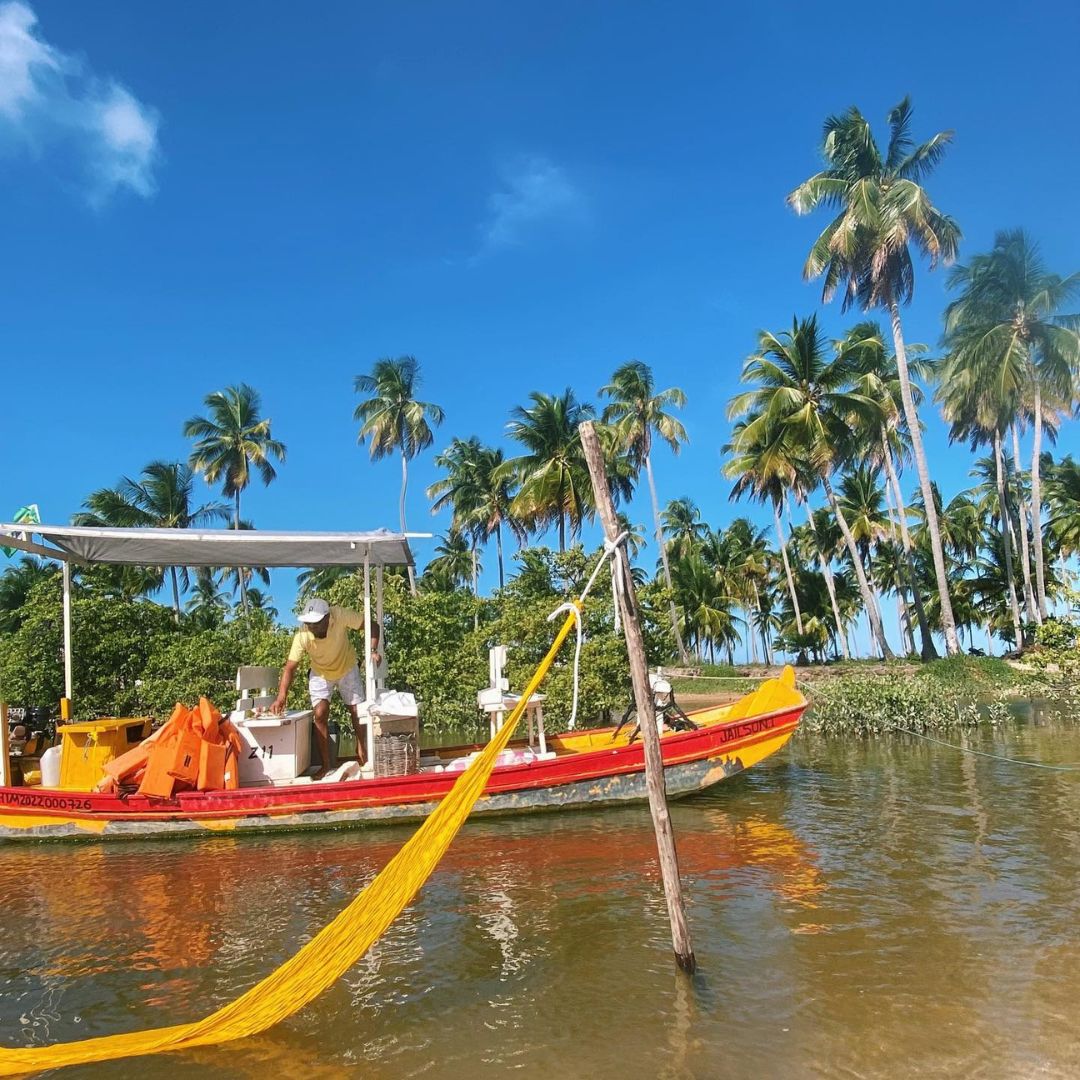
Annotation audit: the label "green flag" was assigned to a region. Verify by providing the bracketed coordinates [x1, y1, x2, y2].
[2, 504, 41, 558]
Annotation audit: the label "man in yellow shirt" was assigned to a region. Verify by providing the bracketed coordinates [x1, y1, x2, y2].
[271, 597, 381, 775]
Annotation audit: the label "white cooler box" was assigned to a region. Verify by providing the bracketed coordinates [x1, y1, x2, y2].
[232, 710, 313, 783]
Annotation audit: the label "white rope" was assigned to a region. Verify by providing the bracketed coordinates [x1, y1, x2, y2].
[546, 532, 629, 730]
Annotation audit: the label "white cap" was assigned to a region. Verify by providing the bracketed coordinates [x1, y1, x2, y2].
[298, 597, 330, 624]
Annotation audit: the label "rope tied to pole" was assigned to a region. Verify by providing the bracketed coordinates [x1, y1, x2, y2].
[547, 531, 629, 730]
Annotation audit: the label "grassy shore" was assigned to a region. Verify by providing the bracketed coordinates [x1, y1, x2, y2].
[669, 657, 1067, 736]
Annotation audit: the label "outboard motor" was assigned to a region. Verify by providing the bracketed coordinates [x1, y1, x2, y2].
[612, 673, 698, 743]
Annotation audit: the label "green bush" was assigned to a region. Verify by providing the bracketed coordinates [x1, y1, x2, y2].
[0, 578, 178, 717]
[138, 615, 293, 717]
[803, 657, 1042, 736]
[1034, 616, 1079, 657]
[0, 544, 674, 735]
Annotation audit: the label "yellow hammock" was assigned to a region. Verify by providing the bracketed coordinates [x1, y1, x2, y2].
[0, 604, 582, 1077]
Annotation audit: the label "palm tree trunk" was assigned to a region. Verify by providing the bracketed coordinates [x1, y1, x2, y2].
[881, 430, 937, 659]
[803, 503, 850, 660]
[897, 593, 914, 654]
[471, 545, 479, 631]
[880, 461, 915, 655]
[985, 625, 994, 656]
[887, 300, 960, 655]
[747, 604, 759, 664]
[496, 522, 505, 589]
[170, 566, 181, 623]
[646, 454, 690, 663]
[1009, 424, 1039, 623]
[773, 502, 803, 635]
[993, 431, 1025, 648]
[863, 548, 892, 658]
[558, 513, 565, 553]
[1030, 386, 1049, 619]
[751, 581, 771, 665]
[882, 489, 914, 653]
[235, 490, 248, 614]
[401, 451, 416, 595]
[823, 475, 894, 660]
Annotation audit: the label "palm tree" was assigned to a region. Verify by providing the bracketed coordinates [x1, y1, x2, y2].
[504, 389, 596, 552]
[428, 437, 523, 590]
[796, 504, 852, 660]
[0, 557, 57, 633]
[615, 513, 649, 562]
[422, 528, 476, 592]
[184, 385, 286, 612]
[297, 565, 354, 601]
[185, 386, 286, 530]
[600, 360, 690, 661]
[723, 421, 806, 640]
[354, 356, 445, 594]
[1046, 456, 1080, 560]
[669, 552, 740, 663]
[241, 588, 278, 620]
[723, 517, 772, 664]
[838, 464, 896, 644]
[728, 315, 894, 659]
[427, 437, 485, 595]
[75, 461, 229, 618]
[660, 497, 708, 563]
[943, 229, 1080, 619]
[934, 361, 1027, 645]
[185, 568, 230, 629]
[843, 321, 938, 658]
[469, 444, 523, 589]
[1008, 425, 1040, 621]
[788, 97, 963, 654]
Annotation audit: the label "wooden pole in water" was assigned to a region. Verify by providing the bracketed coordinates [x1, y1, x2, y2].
[579, 421, 696, 973]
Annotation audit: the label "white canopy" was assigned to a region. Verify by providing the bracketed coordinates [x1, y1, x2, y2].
[0, 524, 419, 568]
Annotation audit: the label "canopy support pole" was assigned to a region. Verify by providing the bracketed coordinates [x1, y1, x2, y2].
[61, 562, 73, 720]
[376, 566, 384, 692]
[0, 701, 11, 788]
[363, 554, 375, 768]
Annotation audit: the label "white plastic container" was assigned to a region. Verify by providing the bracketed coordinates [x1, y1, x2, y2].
[234, 711, 313, 784]
[40, 744, 62, 788]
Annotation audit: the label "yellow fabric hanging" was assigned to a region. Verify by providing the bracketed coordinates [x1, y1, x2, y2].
[0, 604, 582, 1077]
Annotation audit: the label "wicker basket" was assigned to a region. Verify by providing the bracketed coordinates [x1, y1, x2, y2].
[373, 732, 419, 777]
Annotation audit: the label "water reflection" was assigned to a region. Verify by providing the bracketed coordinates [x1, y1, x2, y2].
[1, 702, 1078, 1078]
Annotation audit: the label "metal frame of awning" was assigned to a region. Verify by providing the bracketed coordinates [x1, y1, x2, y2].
[0, 524, 429, 719]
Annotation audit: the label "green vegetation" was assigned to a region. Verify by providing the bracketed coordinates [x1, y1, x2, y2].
[801, 657, 1047, 736]
[0, 547, 669, 736]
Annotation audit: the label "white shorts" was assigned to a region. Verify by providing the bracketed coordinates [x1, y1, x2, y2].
[308, 665, 365, 708]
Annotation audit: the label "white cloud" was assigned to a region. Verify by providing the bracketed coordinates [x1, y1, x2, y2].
[476, 155, 585, 256]
[0, 1, 160, 204]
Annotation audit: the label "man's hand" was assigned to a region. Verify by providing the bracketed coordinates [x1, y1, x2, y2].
[272, 661, 299, 717]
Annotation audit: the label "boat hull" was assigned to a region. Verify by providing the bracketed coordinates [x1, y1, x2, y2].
[0, 698, 803, 843]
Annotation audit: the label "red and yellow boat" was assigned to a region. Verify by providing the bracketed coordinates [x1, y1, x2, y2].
[0, 523, 804, 843]
[0, 670, 803, 842]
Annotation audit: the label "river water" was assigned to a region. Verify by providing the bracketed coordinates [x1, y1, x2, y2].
[2, 700, 1079, 1079]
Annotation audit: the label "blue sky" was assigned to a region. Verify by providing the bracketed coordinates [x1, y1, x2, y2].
[2, 0, 1078, 642]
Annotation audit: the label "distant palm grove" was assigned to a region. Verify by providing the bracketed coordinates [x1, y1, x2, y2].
[3, 98, 1080, 668]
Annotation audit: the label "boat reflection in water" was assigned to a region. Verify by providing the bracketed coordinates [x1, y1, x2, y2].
[3, 798, 823, 1060]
